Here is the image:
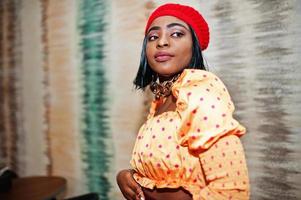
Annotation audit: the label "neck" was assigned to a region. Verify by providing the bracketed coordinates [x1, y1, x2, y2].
[158, 76, 173, 83]
[158, 72, 181, 83]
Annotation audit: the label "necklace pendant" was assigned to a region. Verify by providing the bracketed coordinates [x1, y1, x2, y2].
[150, 73, 180, 100]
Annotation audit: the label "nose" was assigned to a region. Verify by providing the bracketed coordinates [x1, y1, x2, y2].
[157, 34, 169, 48]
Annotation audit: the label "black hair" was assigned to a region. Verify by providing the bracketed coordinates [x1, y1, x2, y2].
[133, 26, 208, 90]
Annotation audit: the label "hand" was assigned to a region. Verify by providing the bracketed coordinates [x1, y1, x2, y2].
[116, 169, 145, 200]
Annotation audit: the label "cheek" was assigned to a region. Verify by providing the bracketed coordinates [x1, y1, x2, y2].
[146, 45, 153, 63]
[179, 44, 193, 64]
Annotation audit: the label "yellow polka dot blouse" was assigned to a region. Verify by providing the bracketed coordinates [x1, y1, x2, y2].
[130, 69, 250, 200]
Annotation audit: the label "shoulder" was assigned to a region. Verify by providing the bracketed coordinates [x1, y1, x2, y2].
[172, 69, 228, 100]
[175, 69, 220, 84]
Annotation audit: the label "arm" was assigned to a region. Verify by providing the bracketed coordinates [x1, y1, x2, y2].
[199, 135, 250, 200]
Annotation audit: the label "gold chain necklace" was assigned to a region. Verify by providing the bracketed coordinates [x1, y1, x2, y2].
[150, 74, 180, 100]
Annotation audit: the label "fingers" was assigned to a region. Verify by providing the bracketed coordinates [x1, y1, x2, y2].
[119, 181, 137, 200]
[123, 188, 136, 200]
[130, 171, 145, 200]
[135, 186, 145, 200]
[124, 188, 144, 200]
[117, 169, 145, 200]
[128, 178, 145, 200]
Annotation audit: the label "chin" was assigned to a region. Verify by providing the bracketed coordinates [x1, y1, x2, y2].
[158, 68, 185, 78]
[155, 69, 175, 77]
[151, 63, 179, 76]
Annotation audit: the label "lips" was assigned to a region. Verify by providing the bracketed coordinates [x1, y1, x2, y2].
[154, 52, 174, 62]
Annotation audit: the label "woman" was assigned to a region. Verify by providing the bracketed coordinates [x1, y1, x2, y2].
[117, 3, 250, 200]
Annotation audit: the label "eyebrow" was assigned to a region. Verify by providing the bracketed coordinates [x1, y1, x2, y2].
[147, 22, 189, 34]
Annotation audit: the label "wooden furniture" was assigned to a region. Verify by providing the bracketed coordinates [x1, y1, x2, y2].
[0, 176, 67, 200]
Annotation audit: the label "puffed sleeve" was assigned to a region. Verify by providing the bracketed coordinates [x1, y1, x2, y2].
[198, 135, 250, 199]
[172, 69, 246, 153]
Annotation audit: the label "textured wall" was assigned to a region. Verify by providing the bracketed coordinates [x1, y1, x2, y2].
[0, 0, 300, 199]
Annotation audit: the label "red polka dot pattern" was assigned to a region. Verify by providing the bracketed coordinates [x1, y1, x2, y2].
[130, 69, 249, 200]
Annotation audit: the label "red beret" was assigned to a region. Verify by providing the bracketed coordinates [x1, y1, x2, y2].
[145, 3, 210, 51]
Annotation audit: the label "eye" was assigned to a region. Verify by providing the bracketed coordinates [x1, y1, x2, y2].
[171, 32, 184, 38]
[148, 35, 158, 41]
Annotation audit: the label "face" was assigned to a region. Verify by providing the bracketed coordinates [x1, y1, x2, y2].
[146, 16, 193, 78]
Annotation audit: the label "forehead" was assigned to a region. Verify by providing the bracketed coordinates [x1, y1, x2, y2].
[148, 16, 189, 30]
